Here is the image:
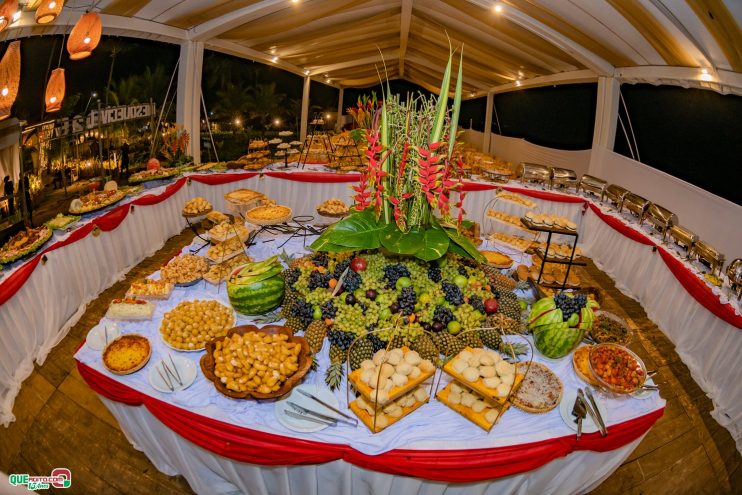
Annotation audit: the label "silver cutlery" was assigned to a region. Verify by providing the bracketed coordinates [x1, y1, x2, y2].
[571, 396, 587, 440]
[296, 389, 358, 426]
[581, 388, 607, 436]
[284, 410, 334, 426]
[155, 364, 174, 392]
[161, 359, 182, 387]
[288, 401, 351, 426]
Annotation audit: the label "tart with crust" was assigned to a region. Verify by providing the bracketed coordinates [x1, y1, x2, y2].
[246, 205, 292, 225]
[103, 334, 151, 375]
[511, 362, 563, 413]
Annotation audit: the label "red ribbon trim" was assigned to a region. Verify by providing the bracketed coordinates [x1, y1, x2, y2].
[460, 182, 586, 203]
[265, 171, 361, 183]
[77, 359, 663, 482]
[587, 204, 654, 246]
[188, 173, 260, 185]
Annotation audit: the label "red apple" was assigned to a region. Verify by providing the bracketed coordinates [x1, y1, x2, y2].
[484, 298, 499, 314]
[350, 257, 367, 272]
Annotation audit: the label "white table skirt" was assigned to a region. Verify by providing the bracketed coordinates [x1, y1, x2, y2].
[1, 172, 740, 454]
[102, 396, 645, 495]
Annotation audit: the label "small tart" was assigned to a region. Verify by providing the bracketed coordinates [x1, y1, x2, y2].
[246, 205, 291, 223]
[511, 362, 562, 413]
[103, 334, 151, 375]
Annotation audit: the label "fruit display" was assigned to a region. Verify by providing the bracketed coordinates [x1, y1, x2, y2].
[510, 362, 563, 413]
[208, 222, 250, 243]
[496, 191, 536, 209]
[524, 212, 577, 231]
[203, 253, 251, 285]
[226, 256, 285, 315]
[527, 293, 598, 359]
[102, 334, 151, 375]
[106, 298, 156, 320]
[317, 198, 349, 216]
[443, 347, 522, 403]
[590, 312, 632, 345]
[348, 348, 436, 406]
[350, 386, 430, 433]
[487, 210, 534, 233]
[245, 205, 292, 225]
[436, 381, 507, 431]
[128, 167, 178, 184]
[160, 299, 234, 351]
[118, 185, 144, 196]
[589, 343, 646, 394]
[206, 236, 245, 263]
[69, 190, 126, 214]
[126, 279, 173, 300]
[0, 226, 52, 264]
[704, 273, 722, 287]
[487, 232, 534, 252]
[45, 213, 80, 231]
[160, 254, 208, 285]
[183, 197, 212, 216]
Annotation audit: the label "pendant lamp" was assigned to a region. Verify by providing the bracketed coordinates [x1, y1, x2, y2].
[45, 68, 65, 112]
[35, 0, 64, 24]
[0, 41, 21, 121]
[67, 12, 101, 60]
[0, 0, 18, 33]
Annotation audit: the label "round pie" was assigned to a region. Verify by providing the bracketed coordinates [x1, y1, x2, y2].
[511, 362, 563, 413]
[246, 205, 292, 225]
[572, 345, 598, 386]
[103, 334, 151, 375]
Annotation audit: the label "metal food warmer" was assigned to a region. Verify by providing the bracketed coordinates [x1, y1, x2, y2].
[690, 241, 725, 275]
[620, 193, 650, 220]
[726, 259, 742, 300]
[577, 175, 608, 197]
[667, 224, 699, 254]
[642, 203, 678, 240]
[549, 167, 578, 190]
[601, 184, 629, 208]
[516, 163, 550, 186]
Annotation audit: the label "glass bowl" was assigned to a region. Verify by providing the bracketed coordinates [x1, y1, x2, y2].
[590, 311, 633, 346]
[588, 343, 647, 394]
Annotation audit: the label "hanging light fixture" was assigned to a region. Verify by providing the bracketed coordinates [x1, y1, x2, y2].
[0, 40, 21, 121]
[67, 11, 101, 60]
[35, 0, 64, 24]
[0, 0, 19, 33]
[45, 68, 65, 112]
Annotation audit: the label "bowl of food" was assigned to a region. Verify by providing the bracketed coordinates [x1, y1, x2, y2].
[590, 311, 632, 346]
[588, 343, 646, 394]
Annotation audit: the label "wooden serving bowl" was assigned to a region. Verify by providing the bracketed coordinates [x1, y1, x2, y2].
[200, 324, 311, 400]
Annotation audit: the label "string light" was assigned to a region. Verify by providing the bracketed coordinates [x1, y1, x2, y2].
[494, 3, 503, 13]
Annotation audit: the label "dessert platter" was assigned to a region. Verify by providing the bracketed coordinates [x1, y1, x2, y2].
[317, 198, 350, 218]
[125, 279, 174, 300]
[182, 197, 213, 217]
[159, 254, 208, 286]
[245, 205, 292, 226]
[45, 213, 81, 231]
[523, 212, 577, 232]
[496, 191, 537, 209]
[206, 236, 246, 263]
[0, 226, 53, 264]
[207, 221, 250, 243]
[105, 298, 156, 320]
[487, 232, 535, 252]
[486, 209, 535, 233]
[102, 334, 152, 375]
[128, 167, 178, 184]
[69, 189, 126, 215]
[480, 250, 514, 269]
[223, 189, 268, 216]
[160, 299, 235, 351]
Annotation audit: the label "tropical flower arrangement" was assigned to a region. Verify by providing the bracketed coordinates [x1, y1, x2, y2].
[160, 126, 193, 167]
[347, 93, 380, 142]
[312, 47, 484, 263]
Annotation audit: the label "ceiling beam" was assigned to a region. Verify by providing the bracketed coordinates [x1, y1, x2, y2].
[686, 0, 742, 72]
[189, 0, 288, 42]
[405, 55, 490, 90]
[309, 50, 399, 77]
[615, 66, 742, 96]
[488, 69, 598, 94]
[399, 0, 413, 77]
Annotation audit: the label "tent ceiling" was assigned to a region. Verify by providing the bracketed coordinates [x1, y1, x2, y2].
[6, 0, 742, 96]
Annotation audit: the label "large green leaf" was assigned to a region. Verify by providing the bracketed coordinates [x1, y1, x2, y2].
[444, 228, 486, 263]
[380, 224, 423, 255]
[415, 228, 450, 261]
[324, 209, 383, 249]
[446, 241, 469, 258]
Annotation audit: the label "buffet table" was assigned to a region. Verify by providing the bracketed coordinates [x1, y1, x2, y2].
[73, 235, 665, 494]
[1, 167, 739, 454]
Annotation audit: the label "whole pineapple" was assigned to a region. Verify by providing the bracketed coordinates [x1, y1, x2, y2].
[434, 332, 464, 357]
[304, 321, 328, 353]
[486, 313, 521, 335]
[411, 334, 439, 363]
[325, 344, 346, 390]
[280, 289, 299, 319]
[478, 327, 503, 350]
[457, 330, 483, 349]
[490, 272, 517, 291]
[498, 293, 523, 322]
[348, 337, 374, 370]
[284, 315, 305, 334]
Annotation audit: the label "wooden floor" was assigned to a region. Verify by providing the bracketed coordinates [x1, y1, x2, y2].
[1, 230, 739, 494]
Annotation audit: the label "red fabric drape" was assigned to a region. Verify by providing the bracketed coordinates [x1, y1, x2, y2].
[265, 171, 361, 183]
[460, 182, 586, 204]
[587, 204, 654, 246]
[77, 359, 663, 483]
[188, 173, 260, 185]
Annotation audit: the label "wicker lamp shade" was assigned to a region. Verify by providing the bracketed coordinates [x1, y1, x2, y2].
[67, 12, 101, 60]
[0, 0, 18, 33]
[0, 41, 21, 121]
[35, 0, 64, 24]
[45, 68, 65, 113]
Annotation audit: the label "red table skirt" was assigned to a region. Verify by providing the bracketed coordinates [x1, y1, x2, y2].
[77, 360, 663, 483]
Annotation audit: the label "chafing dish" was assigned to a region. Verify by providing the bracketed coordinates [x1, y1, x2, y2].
[667, 224, 698, 253]
[620, 193, 650, 220]
[577, 175, 608, 197]
[483, 169, 511, 183]
[726, 259, 742, 300]
[642, 203, 678, 240]
[690, 241, 725, 275]
[602, 184, 629, 208]
[516, 163, 550, 185]
[549, 167, 578, 190]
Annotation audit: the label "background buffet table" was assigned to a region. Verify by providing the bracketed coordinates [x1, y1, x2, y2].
[1, 167, 740, 456]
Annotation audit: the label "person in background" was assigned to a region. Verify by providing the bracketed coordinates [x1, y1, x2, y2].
[23, 174, 33, 227]
[3, 175, 13, 216]
[121, 141, 130, 177]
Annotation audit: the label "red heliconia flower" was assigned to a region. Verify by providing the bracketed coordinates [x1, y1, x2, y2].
[455, 190, 467, 225]
[352, 171, 372, 210]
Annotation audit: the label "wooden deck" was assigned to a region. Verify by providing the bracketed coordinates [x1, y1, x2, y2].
[1, 230, 739, 494]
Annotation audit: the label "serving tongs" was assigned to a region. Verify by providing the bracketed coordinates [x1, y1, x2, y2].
[578, 388, 607, 436]
[571, 396, 587, 440]
[288, 402, 345, 427]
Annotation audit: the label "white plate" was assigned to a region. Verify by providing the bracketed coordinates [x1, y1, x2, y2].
[631, 377, 657, 400]
[148, 355, 197, 393]
[86, 322, 120, 350]
[559, 389, 608, 434]
[274, 384, 340, 433]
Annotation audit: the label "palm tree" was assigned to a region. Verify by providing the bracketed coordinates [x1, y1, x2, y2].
[106, 76, 139, 106]
[135, 65, 171, 107]
[246, 82, 286, 129]
[102, 39, 134, 106]
[212, 83, 251, 123]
